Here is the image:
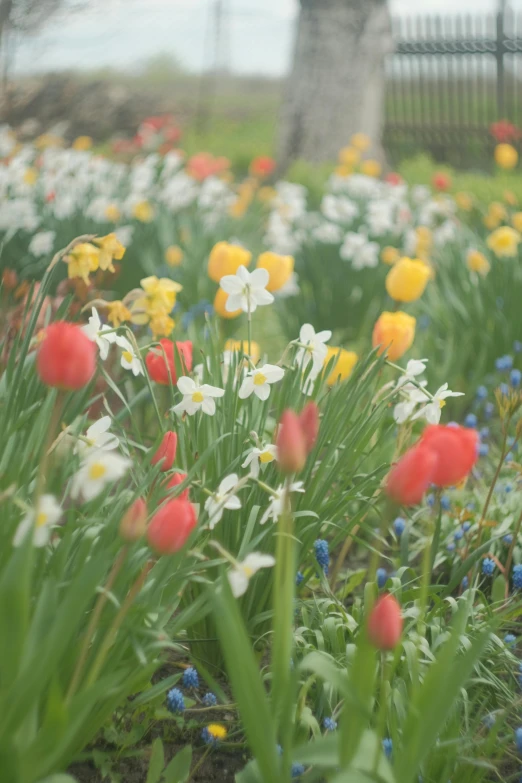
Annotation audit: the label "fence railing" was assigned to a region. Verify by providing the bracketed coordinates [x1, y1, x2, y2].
[384, 8, 522, 167]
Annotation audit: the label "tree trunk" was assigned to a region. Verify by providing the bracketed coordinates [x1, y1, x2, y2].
[277, 0, 392, 169]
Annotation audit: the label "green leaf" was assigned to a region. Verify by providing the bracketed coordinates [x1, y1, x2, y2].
[163, 745, 192, 783]
[37, 777, 78, 783]
[146, 738, 165, 783]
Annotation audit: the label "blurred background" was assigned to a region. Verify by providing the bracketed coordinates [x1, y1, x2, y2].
[1, 0, 521, 175]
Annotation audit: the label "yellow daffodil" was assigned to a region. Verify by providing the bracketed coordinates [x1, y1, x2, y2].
[72, 135, 93, 151]
[256, 251, 294, 292]
[23, 167, 38, 186]
[466, 249, 490, 277]
[257, 186, 277, 204]
[455, 192, 473, 211]
[105, 203, 121, 222]
[149, 312, 176, 339]
[334, 164, 353, 178]
[208, 241, 251, 282]
[338, 146, 360, 166]
[512, 212, 522, 233]
[504, 189, 518, 206]
[381, 246, 400, 265]
[350, 133, 371, 151]
[324, 347, 358, 385]
[65, 243, 100, 285]
[484, 201, 507, 230]
[165, 245, 184, 267]
[360, 159, 381, 178]
[385, 257, 431, 302]
[224, 339, 261, 365]
[495, 143, 518, 170]
[487, 226, 521, 257]
[372, 311, 416, 361]
[229, 197, 249, 219]
[94, 233, 126, 272]
[139, 276, 182, 312]
[213, 288, 241, 319]
[107, 300, 132, 327]
[132, 200, 154, 222]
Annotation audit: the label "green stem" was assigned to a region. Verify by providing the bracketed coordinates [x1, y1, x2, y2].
[372, 652, 390, 775]
[477, 429, 509, 548]
[66, 546, 129, 702]
[186, 746, 211, 783]
[504, 506, 522, 598]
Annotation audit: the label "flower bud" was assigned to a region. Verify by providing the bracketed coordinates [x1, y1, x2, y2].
[119, 498, 147, 542]
[299, 402, 319, 453]
[147, 498, 197, 555]
[385, 257, 431, 303]
[276, 410, 307, 474]
[372, 311, 416, 362]
[419, 425, 478, 487]
[386, 443, 437, 506]
[166, 471, 190, 500]
[151, 431, 177, 472]
[37, 321, 97, 390]
[368, 594, 403, 650]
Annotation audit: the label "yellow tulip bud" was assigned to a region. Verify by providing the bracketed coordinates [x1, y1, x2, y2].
[338, 146, 360, 166]
[208, 241, 252, 283]
[494, 143, 518, 170]
[360, 159, 381, 179]
[224, 339, 261, 365]
[350, 133, 371, 151]
[256, 251, 294, 292]
[372, 311, 416, 362]
[385, 257, 431, 303]
[165, 245, 184, 267]
[324, 347, 358, 385]
[381, 246, 400, 265]
[213, 287, 242, 319]
[466, 249, 490, 277]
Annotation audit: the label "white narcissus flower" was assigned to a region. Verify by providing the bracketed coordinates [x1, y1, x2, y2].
[75, 415, 119, 455]
[28, 230, 55, 257]
[396, 359, 428, 387]
[295, 323, 331, 374]
[204, 474, 242, 529]
[173, 376, 225, 416]
[219, 265, 274, 313]
[413, 383, 464, 425]
[13, 494, 61, 547]
[238, 364, 284, 401]
[82, 307, 116, 360]
[260, 482, 305, 525]
[228, 553, 276, 597]
[70, 451, 131, 502]
[242, 444, 277, 478]
[115, 335, 144, 376]
[393, 382, 428, 424]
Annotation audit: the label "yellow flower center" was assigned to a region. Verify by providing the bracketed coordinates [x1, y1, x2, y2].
[89, 463, 107, 480]
[36, 511, 48, 528]
[242, 565, 255, 578]
[122, 350, 133, 363]
[439, 400, 446, 409]
[259, 451, 274, 464]
[192, 391, 204, 403]
[253, 373, 267, 386]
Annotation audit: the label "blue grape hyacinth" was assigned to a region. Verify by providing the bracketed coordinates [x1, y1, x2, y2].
[382, 738, 393, 758]
[183, 667, 199, 689]
[323, 717, 338, 731]
[166, 687, 185, 713]
[377, 568, 388, 589]
[464, 413, 477, 428]
[393, 517, 406, 536]
[513, 564, 522, 590]
[511, 369, 522, 387]
[202, 692, 217, 707]
[314, 539, 329, 575]
[482, 558, 495, 576]
[296, 571, 304, 586]
[476, 385, 488, 400]
[291, 763, 305, 778]
[504, 633, 517, 646]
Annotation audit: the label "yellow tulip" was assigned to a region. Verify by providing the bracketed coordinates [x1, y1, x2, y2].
[494, 143, 518, 170]
[208, 241, 251, 282]
[72, 135, 93, 151]
[324, 347, 358, 385]
[133, 200, 154, 222]
[256, 251, 294, 292]
[338, 146, 360, 166]
[486, 226, 521, 258]
[334, 164, 353, 178]
[372, 311, 416, 362]
[381, 246, 400, 265]
[213, 287, 241, 319]
[360, 159, 381, 179]
[165, 245, 184, 267]
[455, 192, 473, 211]
[350, 133, 371, 151]
[466, 249, 490, 277]
[224, 339, 261, 365]
[385, 257, 431, 302]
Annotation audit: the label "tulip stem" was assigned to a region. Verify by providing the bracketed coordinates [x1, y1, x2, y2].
[66, 545, 129, 702]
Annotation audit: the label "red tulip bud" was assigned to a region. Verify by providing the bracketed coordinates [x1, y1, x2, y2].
[368, 594, 403, 650]
[166, 471, 190, 500]
[419, 425, 478, 487]
[119, 498, 147, 542]
[147, 498, 197, 555]
[299, 402, 319, 453]
[37, 321, 97, 390]
[276, 410, 307, 474]
[386, 443, 437, 506]
[151, 431, 177, 472]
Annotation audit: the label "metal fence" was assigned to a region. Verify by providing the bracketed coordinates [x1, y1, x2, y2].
[384, 8, 522, 167]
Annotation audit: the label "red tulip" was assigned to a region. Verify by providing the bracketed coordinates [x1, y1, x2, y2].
[299, 402, 319, 453]
[249, 155, 276, 178]
[277, 410, 307, 474]
[151, 431, 177, 472]
[147, 498, 197, 555]
[432, 171, 452, 191]
[385, 172, 403, 186]
[386, 443, 437, 506]
[419, 425, 478, 487]
[368, 594, 403, 650]
[145, 339, 193, 385]
[119, 498, 147, 542]
[37, 321, 97, 390]
[166, 471, 190, 500]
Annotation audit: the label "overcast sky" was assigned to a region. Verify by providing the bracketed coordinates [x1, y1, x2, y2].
[12, 0, 517, 76]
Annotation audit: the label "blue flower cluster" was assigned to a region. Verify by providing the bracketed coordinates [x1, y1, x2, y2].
[377, 568, 388, 589]
[513, 564, 522, 590]
[482, 558, 495, 576]
[495, 355, 513, 372]
[504, 633, 517, 646]
[166, 687, 185, 713]
[181, 299, 214, 330]
[314, 539, 329, 575]
[323, 717, 337, 731]
[291, 763, 305, 778]
[382, 738, 393, 758]
[296, 571, 304, 586]
[203, 691, 217, 707]
[393, 517, 406, 536]
[183, 667, 199, 689]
